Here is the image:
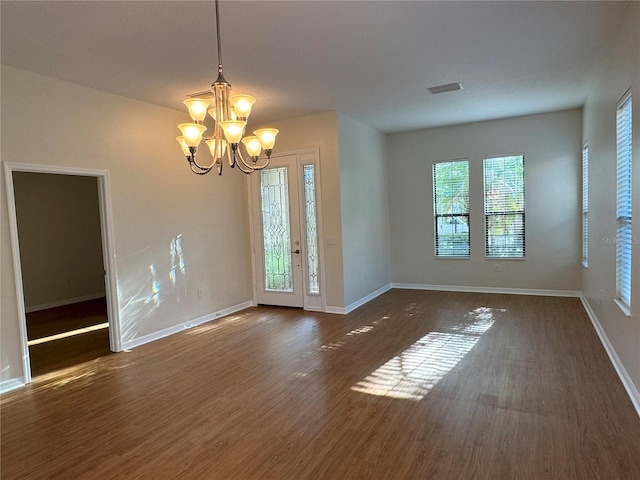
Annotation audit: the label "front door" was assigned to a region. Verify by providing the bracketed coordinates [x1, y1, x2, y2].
[250, 150, 322, 309]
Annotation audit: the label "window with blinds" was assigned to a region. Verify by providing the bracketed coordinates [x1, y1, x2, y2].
[483, 155, 525, 258]
[616, 90, 632, 311]
[582, 144, 589, 267]
[433, 160, 470, 257]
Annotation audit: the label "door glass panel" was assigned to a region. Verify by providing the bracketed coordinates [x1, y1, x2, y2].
[260, 167, 293, 292]
[303, 165, 320, 294]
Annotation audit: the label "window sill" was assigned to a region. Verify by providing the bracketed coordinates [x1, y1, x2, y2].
[485, 257, 526, 261]
[614, 298, 631, 317]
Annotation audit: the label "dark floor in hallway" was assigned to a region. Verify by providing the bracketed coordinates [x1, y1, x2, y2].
[26, 297, 112, 377]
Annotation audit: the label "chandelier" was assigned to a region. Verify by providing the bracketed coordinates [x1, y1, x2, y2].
[176, 0, 278, 175]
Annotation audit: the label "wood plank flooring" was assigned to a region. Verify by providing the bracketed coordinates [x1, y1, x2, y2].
[25, 298, 112, 377]
[26, 298, 108, 339]
[2, 290, 639, 479]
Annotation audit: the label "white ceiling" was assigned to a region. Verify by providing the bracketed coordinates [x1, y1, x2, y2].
[0, 1, 631, 133]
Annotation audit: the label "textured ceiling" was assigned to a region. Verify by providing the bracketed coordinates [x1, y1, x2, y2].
[0, 1, 631, 133]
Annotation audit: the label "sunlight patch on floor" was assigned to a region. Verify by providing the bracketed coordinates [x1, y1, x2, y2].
[321, 315, 391, 351]
[351, 307, 496, 401]
[27, 322, 109, 346]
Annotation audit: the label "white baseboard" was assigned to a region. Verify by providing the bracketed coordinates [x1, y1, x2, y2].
[324, 306, 346, 315]
[25, 293, 106, 313]
[0, 378, 25, 394]
[304, 306, 325, 312]
[325, 283, 393, 315]
[579, 295, 640, 418]
[122, 300, 254, 351]
[391, 283, 581, 298]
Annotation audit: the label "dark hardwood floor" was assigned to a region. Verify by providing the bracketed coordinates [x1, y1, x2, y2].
[26, 297, 112, 377]
[2, 290, 639, 479]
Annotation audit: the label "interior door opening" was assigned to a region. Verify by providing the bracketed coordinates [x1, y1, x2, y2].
[5, 164, 121, 385]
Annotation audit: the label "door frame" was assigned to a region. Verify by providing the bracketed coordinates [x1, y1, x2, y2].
[4, 162, 122, 385]
[246, 148, 326, 311]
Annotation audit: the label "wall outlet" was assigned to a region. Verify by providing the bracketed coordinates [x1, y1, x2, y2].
[494, 264, 500, 272]
[197, 289, 203, 298]
[599, 290, 603, 302]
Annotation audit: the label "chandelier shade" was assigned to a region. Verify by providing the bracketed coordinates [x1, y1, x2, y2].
[176, 0, 278, 175]
[254, 128, 279, 150]
[183, 98, 211, 122]
[205, 138, 228, 158]
[241, 136, 262, 157]
[230, 94, 256, 119]
[219, 120, 246, 144]
[177, 123, 207, 147]
[176, 136, 191, 156]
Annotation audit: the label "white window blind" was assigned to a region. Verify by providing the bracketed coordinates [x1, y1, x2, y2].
[582, 144, 589, 267]
[483, 155, 525, 258]
[433, 160, 470, 256]
[616, 90, 632, 310]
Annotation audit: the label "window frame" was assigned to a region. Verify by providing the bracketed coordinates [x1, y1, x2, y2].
[582, 143, 589, 267]
[483, 154, 526, 259]
[615, 89, 632, 315]
[432, 159, 471, 258]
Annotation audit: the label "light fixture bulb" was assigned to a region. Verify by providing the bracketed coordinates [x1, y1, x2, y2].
[254, 128, 279, 150]
[241, 136, 262, 157]
[178, 123, 207, 147]
[183, 98, 211, 122]
[230, 94, 256, 119]
[176, 136, 191, 156]
[219, 121, 246, 144]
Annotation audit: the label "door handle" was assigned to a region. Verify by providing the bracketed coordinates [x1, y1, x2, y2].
[291, 249, 300, 255]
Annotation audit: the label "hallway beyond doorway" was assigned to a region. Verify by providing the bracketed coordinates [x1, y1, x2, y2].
[26, 298, 112, 377]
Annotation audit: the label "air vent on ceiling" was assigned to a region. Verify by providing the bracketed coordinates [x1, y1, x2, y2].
[427, 82, 463, 95]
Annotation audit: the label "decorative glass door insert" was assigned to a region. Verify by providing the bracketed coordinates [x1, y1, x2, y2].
[303, 165, 319, 294]
[260, 167, 293, 292]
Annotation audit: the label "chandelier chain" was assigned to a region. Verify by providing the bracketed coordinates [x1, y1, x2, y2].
[215, 0, 223, 76]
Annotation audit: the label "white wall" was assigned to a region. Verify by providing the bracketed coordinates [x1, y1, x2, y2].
[387, 109, 582, 292]
[13, 172, 105, 310]
[1, 66, 253, 385]
[337, 113, 391, 307]
[582, 3, 640, 397]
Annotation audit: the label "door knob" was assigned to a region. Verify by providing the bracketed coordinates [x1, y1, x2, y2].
[291, 249, 300, 255]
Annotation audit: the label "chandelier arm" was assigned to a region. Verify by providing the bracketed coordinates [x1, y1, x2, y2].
[189, 161, 213, 175]
[190, 153, 216, 172]
[235, 148, 255, 171]
[229, 143, 256, 174]
[227, 145, 236, 168]
[233, 154, 255, 175]
[216, 158, 223, 175]
[247, 156, 271, 171]
[235, 147, 270, 172]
